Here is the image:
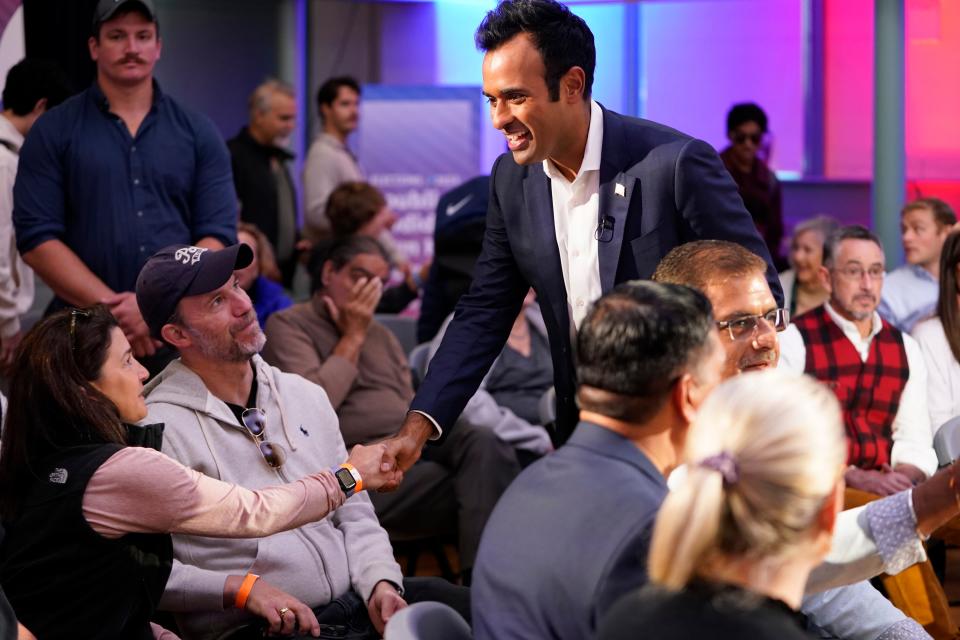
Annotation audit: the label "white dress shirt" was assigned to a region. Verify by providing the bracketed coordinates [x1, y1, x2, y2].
[543, 99, 604, 331]
[912, 316, 960, 433]
[779, 303, 937, 476]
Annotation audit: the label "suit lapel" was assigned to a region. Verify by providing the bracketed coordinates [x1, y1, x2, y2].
[597, 107, 636, 294]
[523, 168, 569, 339]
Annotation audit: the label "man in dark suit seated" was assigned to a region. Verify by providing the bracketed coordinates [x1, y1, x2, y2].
[385, 0, 780, 468]
[471, 281, 725, 640]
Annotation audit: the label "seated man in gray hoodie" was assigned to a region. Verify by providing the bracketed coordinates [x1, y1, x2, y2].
[136, 243, 468, 640]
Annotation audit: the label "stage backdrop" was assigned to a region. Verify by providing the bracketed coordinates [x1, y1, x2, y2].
[353, 85, 491, 268]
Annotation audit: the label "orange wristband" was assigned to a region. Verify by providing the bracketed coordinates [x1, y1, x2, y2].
[342, 462, 363, 493]
[234, 573, 259, 609]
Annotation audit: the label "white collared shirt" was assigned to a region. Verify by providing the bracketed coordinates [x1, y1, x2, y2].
[779, 303, 937, 476]
[543, 100, 604, 331]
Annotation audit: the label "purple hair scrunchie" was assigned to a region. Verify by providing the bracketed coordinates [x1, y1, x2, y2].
[697, 451, 739, 485]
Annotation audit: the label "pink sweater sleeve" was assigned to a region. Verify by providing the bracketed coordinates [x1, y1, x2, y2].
[151, 622, 181, 639]
[82, 447, 345, 540]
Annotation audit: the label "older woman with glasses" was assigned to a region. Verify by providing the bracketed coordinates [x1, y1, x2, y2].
[0, 305, 398, 640]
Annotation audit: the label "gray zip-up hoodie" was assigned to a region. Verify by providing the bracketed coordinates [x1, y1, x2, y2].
[144, 355, 402, 640]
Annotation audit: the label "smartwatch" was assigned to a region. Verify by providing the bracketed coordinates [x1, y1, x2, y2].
[334, 463, 363, 496]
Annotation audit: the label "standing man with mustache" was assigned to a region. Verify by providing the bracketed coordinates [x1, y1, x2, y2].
[779, 225, 937, 495]
[12, 0, 237, 373]
[384, 0, 780, 467]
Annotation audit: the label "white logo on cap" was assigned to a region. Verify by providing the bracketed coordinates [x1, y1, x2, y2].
[174, 247, 208, 265]
[49, 468, 68, 484]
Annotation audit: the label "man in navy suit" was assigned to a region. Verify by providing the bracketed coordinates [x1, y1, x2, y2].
[471, 280, 725, 639]
[384, 0, 780, 468]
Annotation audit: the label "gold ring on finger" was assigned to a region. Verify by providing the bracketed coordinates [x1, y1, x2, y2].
[278, 607, 290, 618]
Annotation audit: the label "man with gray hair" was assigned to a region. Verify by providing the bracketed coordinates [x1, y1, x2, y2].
[228, 79, 299, 285]
[779, 225, 937, 495]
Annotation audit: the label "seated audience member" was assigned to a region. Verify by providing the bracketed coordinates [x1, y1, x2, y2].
[472, 280, 935, 640]
[137, 243, 468, 639]
[600, 371, 845, 640]
[262, 235, 520, 584]
[427, 289, 554, 462]
[417, 175, 489, 343]
[472, 282, 725, 640]
[780, 215, 839, 317]
[720, 102, 785, 269]
[0, 302, 400, 640]
[881, 198, 957, 332]
[779, 226, 937, 495]
[634, 239, 960, 638]
[913, 231, 960, 434]
[236, 222, 292, 328]
[322, 181, 423, 313]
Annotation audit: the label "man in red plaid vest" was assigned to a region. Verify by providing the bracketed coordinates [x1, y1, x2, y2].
[779, 226, 937, 496]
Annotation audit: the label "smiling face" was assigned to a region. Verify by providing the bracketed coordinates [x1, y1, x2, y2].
[90, 327, 150, 423]
[170, 276, 265, 363]
[482, 33, 584, 170]
[705, 272, 781, 379]
[89, 10, 161, 88]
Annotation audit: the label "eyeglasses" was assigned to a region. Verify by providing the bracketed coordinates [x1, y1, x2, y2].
[240, 408, 287, 469]
[717, 308, 789, 341]
[833, 265, 885, 281]
[69, 309, 90, 350]
[733, 132, 763, 146]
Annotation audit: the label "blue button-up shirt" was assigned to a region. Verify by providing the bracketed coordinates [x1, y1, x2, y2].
[879, 263, 939, 333]
[13, 81, 237, 303]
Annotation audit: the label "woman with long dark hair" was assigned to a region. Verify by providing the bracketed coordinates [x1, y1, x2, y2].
[913, 230, 960, 432]
[0, 305, 396, 639]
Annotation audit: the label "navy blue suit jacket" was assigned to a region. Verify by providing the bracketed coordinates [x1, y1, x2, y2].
[470, 421, 669, 640]
[411, 106, 781, 441]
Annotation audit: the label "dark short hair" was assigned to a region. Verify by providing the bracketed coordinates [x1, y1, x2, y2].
[902, 197, 957, 229]
[316, 76, 360, 120]
[309, 235, 390, 294]
[726, 102, 768, 133]
[326, 182, 387, 237]
[475, 0, 595, 101]
[2, 59, 71, 116]
[653, 240, 768, 294]
[576, 281, 714, 424]
[0, 305, 126, 518]
[822, 225, 883, 268]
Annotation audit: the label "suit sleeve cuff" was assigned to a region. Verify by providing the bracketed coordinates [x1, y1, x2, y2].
[409, 410, 442, 440]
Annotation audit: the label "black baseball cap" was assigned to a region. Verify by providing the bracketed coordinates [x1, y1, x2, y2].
[93, 0, 157, 32]
[136, 244, 253, 339]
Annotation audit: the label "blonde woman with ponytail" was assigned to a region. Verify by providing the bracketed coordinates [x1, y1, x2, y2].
[599, 370, 846, 640]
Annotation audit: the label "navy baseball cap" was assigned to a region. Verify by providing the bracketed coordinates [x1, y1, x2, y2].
[136, 244, 253, 339]
[93, 0, 157, 31]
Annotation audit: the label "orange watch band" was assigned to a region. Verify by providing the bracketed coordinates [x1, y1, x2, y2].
[341, 462, 363, 493]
